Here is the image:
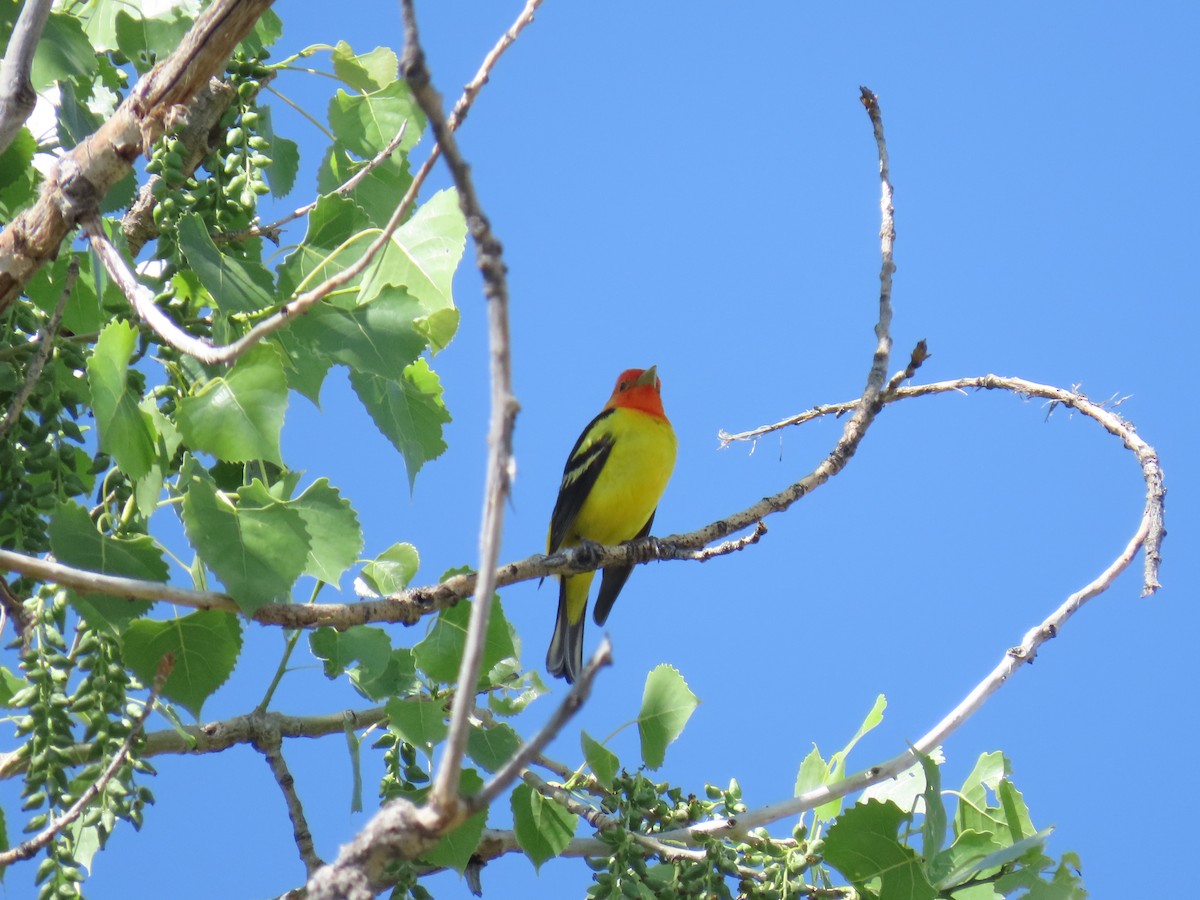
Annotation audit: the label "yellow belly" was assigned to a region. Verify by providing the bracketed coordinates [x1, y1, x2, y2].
[566, 410, 677, 547]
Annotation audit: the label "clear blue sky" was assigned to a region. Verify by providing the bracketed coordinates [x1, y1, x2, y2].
[53, 1, 1196, 897]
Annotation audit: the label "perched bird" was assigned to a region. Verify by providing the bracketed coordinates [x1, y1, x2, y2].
[546, 366, 678, 683]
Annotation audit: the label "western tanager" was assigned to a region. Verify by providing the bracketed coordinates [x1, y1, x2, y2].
[546, 366, 678, 683]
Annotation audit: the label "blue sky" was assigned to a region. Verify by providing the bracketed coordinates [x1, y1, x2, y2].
[49, 1, 1196, 897]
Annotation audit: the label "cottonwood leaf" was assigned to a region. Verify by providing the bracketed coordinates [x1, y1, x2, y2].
[289, 478, 362, 584]
[48, 503, 164, 632]
[123, 611, 243, 717]
[386, 697, 447, 758]
[179, 464, 309, 613]
[87, 320, 155, 480]
[412, 596, 516, 686]
[177, 342, 288, 465]
[823, 800, 935, 900]
[637, 664, 699, 770]
[359, 542, 419, 596]
[350, 358, 450, 489]
[178, 214, 275, 314]
[511, 782, 576, 871]
[423, 769, 486, 874]
[466, 723, 522, 774]
[582, 731, 619, 790]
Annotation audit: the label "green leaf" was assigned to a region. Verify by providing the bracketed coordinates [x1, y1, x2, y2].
[815, 693, 887, 821]
[310, 625, 392, 680]
[114, 7, 192, 71]
[511, 782, 576, 871]
[32, 13, 99, 90]
[919, 751, 948, 879]
[87, 320, 156, 480]
[317, 145, 413, 230]
[359, 542, 419, 595]
[386, 697, 447, 757]
[637, 664, 699, 770]
[932, 829, 1005, 893]
[937, 828, 1055, 890]
[955, 751, 1011, 837]
[466, 723, 522, 774]
[351, 359, 450, 489]
[123, 611, 243, 717]
[177, 342, 289, 465]
[344, 717, 363, 813]
[289, 478, 363, 584]
[582, 731, 618, 790]
[412, 595, 517, 686]
[331, 42, 400, 93]
[998, 778, 1036, 843]
[48, 503, 165, 631]
[177, 214, 276, 314]
[351, 648, 417, 701]
[0, 126, 39, 216]
[361, 188, 465, 351]
[794, 745, 827, 800]
[423, 769, 486, 874]
[287, 293, 427, 381]
[328, 80, 424, 160]
[823, 800, 935, 900]
[488, 671, 548, 718]
[258, 106, 299, 198]
[179, 464, 309, 613]
[0, 127, 35, 191]
[276, 193, 365, 295]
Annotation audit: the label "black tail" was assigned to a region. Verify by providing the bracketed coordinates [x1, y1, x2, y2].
[546, 582, 584, 684]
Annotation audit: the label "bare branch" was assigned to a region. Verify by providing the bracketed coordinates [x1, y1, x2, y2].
[253, 718, 325, 876]
[0, 257, 77, 440]
[470, 638, 612, 812]
[0, 653, 171, 867]
[0, 0, 53, 155]
[82, 215, 228, 362]
[399, 0, 519, 817]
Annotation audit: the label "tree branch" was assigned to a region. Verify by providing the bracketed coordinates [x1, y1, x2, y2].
[252, 717, 325, 877]
[399, 0, 519, 818]
[469, 638, 612, 812]
[0, 0, 53, 155]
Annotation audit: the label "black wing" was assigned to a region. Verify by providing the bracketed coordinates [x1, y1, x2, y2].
[548, 409, 616, 554]
[592, 509, 655, 626]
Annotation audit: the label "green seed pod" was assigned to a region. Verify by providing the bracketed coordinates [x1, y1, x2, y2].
[226, 127, 245, 147]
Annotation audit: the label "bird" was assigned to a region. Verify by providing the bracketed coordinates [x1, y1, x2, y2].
[545, 366, 678, 683]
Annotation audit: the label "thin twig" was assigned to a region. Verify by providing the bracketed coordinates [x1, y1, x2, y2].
[0, 258, 77, 440]
[82, 215, 228, 363]
[660, 494, 1156, 844]
[400, 0, 519, 818]
[470, 638, 612, 812]
[252, 716, 325, 876]
[0, 652, 172, 866]
[0, 0, 53, 154]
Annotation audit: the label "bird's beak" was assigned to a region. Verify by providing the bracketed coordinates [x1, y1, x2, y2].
[635, 366, 658, 387]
